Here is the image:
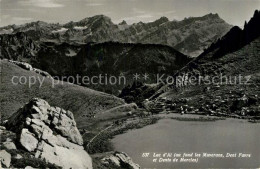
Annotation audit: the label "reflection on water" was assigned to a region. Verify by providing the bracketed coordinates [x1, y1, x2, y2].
[112, 116, 260, 168]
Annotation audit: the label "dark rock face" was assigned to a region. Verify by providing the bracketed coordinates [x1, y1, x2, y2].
[199, 10, 260, 60]
[5, 98, 93, 169]
[0, 38, 191, 95]
[0, 32, 40, 60]
[0, 13, 232, 57]
[35, 42, 190, 77]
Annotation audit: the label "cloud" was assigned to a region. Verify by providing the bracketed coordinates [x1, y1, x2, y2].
[116, 9, 178, 24]
[126, 8, 176, 23]
[132, 8, 146, 14]
[12, 17, 33, 22]
[1, 15, 33, 25]
[19, 0, 64, 8]
[119, 14, 154, 23]
[85, 3, 103, 6]
[137, 14, 153, 19]
[119, 8, 176, 24]
[1, 14, 11, 19]
[163, 10, 176, 14]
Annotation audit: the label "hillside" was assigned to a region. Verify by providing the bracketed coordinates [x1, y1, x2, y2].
[0, 60, 137, 128]
[142, 10, 260, 117]
[0, 36, 191, 94]
[0, 13, 232, 57]
[146, 36, 260, 117]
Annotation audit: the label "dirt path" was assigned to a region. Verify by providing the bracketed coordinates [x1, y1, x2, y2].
[86, 124, 114, 149]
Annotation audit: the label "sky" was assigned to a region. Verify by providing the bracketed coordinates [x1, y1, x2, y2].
[0, 0, 259, 27]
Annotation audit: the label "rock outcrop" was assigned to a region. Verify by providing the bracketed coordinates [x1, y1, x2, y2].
[8, 60, 52, 78]
[5, 98, 93, 169]
[0, 150, 11, 168]
[101, 152, 140, 169]
[9, 60, 33, 71]
[2, 140, 16, 150]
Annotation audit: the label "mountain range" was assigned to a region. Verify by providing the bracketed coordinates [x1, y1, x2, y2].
[0, 13, 232, 57]
[0, 9, 259, 169]
[0, 34, 191, 94]
[122, 10, 260, 116]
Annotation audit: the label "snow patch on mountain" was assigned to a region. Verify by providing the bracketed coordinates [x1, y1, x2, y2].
[65, 49, 77, 57]
[52, 28, 68, 33]
[74, 26, 88, 30]
[0, 28, 14, 34]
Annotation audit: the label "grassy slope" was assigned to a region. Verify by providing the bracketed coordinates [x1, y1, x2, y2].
[0, 60, 128, 128]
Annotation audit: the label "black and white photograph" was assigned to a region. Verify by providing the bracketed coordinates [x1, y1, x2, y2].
[0, 0, 259, 168]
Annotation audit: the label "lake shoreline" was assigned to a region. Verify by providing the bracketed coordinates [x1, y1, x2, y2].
[88, 112, 260, 168]
[111, 113, 260, 168]
[87, 112, 258, 154]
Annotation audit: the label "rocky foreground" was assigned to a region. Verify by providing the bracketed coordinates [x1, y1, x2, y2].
[0, 98, 139, 169]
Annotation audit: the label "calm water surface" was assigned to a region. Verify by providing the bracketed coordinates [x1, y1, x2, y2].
[112, 116, 260, 168]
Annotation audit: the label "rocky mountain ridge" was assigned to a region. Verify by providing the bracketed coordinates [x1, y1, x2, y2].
[0, 34, 191, 95]
[119, 10, 260, 118]
[143, 10, 260, 117]
[0, 32, 40, 60]
[199, 10, 260, 60]
[0, 13, 232, 57]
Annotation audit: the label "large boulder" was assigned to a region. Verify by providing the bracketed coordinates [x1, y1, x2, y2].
[102, 152, 140, 169]
[20, 128, 38, 152]
[0, 150, 11, 168]
[6, 98, 92, 169]
[2, 141, 16, 150]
